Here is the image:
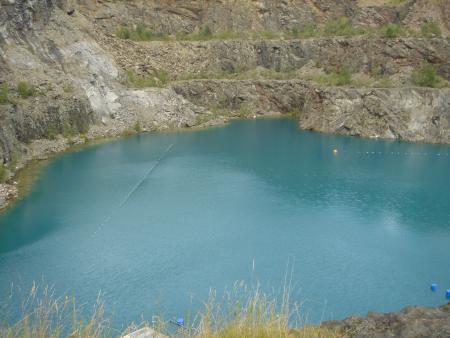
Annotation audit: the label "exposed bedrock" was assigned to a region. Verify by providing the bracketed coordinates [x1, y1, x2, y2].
[173, 80, 450, 144]
[72, 0, 450, 36]
[105, 37, 450, 82]
[317, 302, 450, 338]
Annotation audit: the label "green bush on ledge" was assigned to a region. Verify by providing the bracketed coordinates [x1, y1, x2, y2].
[17, 81, 36, 98]
[411, 63, 442, 88]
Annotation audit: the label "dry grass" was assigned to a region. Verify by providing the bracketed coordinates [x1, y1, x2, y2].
[0, 284, 111, 338]
[0, 282, 342, 338]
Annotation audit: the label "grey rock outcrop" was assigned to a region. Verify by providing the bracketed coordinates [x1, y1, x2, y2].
[173, 80, 450, 144]
[302, 86, 450, 143]
[104, 37, 450, 82]
[320, 302, 450, 338]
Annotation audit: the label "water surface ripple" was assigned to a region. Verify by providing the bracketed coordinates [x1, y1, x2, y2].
[0, 119, 449, 326]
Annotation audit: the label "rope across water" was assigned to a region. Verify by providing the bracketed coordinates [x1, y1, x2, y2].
[93, 143, 174, 236]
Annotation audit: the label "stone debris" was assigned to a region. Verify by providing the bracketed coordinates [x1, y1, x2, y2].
[320, 302, 450, 338]
[121, 327, 168, 338]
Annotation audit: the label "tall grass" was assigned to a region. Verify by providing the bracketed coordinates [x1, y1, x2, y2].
[0, 282, 340, 338]
[0, 284, 111, 338]
[0, 84, 9, 104]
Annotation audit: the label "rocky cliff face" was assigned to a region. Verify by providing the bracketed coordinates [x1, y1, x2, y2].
[174, 80, 450, 143]
[0, 0, 449, 210]
[72, 0, 450, 36]
[317, 302, 450, 338]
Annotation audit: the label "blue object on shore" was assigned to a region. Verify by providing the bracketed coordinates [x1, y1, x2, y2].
[446, 290, 450, 300]
[176, 318, 184, 326]
[431, 283, 438, 292]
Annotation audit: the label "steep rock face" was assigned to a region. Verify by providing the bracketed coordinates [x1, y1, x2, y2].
[172, 79, 310, 115]
[301, 87, 450, 143]
[173, 80, 450, 144]
[0, 0, 203, 166]
[101, 36, 450, 81]
[72, 0, 449, 36]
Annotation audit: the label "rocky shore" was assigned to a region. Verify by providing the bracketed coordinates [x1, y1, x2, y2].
[314, 302, 450, 338]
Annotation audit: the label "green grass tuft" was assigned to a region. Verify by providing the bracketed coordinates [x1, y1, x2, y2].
[381, 23, 401, 38]
[0, 83, 9, 104]
[411, 63, 443, 88]
[133, 121, 142, 133]
[17, 81, 35, 98]
[0, 164, 7, 183]
[421, 21, 441, 38]
[116, 24, 170, 41]
[126, 69, 169, 88]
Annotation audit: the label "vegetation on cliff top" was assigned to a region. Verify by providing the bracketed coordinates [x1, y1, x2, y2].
[116, 18, 442, 42]
[125, 61, 447, 90]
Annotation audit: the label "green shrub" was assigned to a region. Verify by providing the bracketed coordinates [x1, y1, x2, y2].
[199, 25, 212, 39]
[214, 30, 241, 40]
[63, 82, 74, 93]
[327, 66, 352, 86]
[62, 121, 76, 138]
[288, 107, 304, 118]
[260, 31, 279, 39]
[116, 26, 131, 39]
[382, 23, 401, 38]
[411, 63, 441, 87]
[8, 151, 20, 171]
[179, 26, 214, 41]
[0, 164, 6, 183]
[46, 124, 59, 140]
[238, 104, 252, 118]
[126, 69, 169, 88]
[296, 24, 318, 38]
[324, 17, 356, 37]
[133, 121, 142, 133]
[375, 76, 394, 88]
[421, 21, 441, 37]
[116, 24, 170, 41]
[17, 81, 35, 98]
[0, 83, 9, 104]
[291, 26, 300, 38]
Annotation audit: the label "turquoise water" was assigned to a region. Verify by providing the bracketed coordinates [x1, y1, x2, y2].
[0, 119, 449, 328]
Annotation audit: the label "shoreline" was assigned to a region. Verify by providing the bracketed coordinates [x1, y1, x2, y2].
[1, 112, 449, 214]
[0, 114, 239, 214]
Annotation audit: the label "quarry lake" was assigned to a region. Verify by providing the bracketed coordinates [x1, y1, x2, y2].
[0, 119, 449, 328]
